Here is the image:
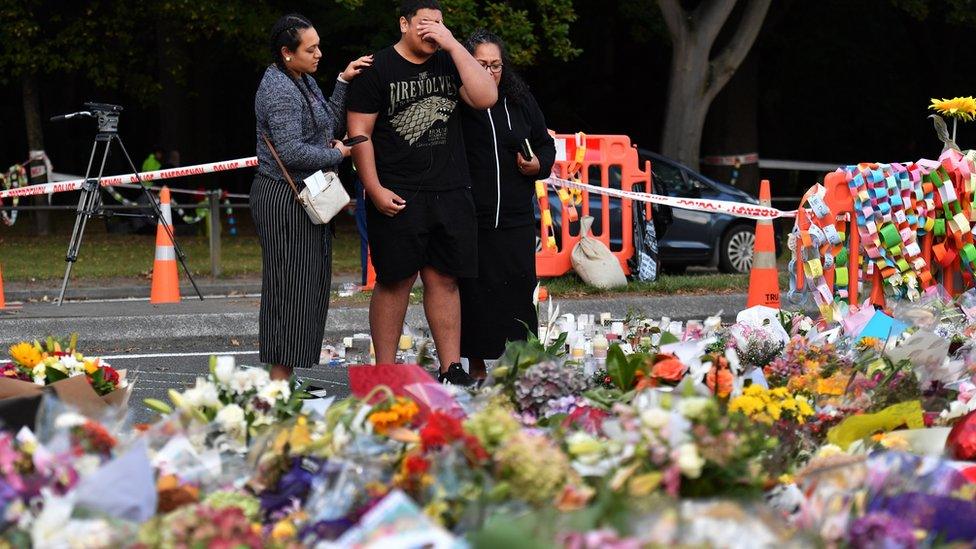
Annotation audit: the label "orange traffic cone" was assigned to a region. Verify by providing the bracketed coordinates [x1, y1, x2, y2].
[362, 247, 376, 291]
[150, 186, 181, 304]
[537, 285, 549, 302]
[0, 263, 6, 309]
[746, 179, 781, 308]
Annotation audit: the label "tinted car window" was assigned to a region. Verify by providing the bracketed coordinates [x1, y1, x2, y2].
[651, 161, 685, 197]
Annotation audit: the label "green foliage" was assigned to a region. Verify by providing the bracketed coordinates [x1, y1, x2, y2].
[0, 0, 578, 94]
[440, 0, 581, 65]
[605, 344, 635, 390]
[891, 0, 976, 26]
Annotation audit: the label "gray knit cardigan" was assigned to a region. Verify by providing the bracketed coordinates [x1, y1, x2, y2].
[254, 65, 347, 183]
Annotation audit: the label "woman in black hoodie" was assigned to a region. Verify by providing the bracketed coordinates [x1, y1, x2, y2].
[460, 29, 556, 381]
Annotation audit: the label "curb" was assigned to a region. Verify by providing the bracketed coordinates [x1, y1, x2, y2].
[0, 292, 816, 344]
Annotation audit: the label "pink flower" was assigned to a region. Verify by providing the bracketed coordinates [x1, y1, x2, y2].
[959, 381, 976, 404]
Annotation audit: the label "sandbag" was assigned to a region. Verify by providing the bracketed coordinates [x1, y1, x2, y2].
[571, 216, 628, 289]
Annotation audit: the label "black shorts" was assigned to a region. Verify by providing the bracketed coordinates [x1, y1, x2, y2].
[365, 188, 478, 283]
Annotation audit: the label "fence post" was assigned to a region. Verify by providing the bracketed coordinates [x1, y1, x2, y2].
[208, 190, 221, 277]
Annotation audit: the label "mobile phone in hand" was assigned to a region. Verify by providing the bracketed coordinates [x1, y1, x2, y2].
[343, 135, 369, 147]
[520, 138, 534, 161]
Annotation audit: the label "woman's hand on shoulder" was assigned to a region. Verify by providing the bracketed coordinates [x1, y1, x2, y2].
[341, 55, 374, 81]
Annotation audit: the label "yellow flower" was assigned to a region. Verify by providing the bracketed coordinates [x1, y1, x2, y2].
[368, 397, 420, 434]
[84, 359, 100, 375]
[816, 375, 846, 396]
[271, 520, 296, 540]
[879, 433, 910, 451]
[858, 337, 881, 351]
[930, 96, 976, 121]
[9, 343, 42, 368]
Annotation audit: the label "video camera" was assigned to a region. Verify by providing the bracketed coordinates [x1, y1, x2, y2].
[51, 102, 123, 132]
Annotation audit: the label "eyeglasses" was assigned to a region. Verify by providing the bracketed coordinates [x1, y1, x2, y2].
[480, 62, 503, 74]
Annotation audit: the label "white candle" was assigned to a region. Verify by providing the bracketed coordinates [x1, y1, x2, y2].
[611, 321, 625, 336]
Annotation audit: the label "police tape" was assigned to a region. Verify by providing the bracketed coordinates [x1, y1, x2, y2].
[0, 157, 259, 199]
[0, 153, 800, 222]
[543, 176, 798, 220]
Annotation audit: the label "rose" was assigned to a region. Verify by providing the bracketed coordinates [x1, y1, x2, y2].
[100, 365, 120, 386]
[650, 355, 686, 383]
[705, 366, 734, 398]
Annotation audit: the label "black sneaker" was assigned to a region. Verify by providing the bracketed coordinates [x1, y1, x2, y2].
[438, 363, 476, 386]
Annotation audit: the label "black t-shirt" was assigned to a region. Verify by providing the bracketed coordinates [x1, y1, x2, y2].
[346, 46, 470, 192]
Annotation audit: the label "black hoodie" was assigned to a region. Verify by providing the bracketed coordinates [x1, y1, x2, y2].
[461, 92, 556, 229]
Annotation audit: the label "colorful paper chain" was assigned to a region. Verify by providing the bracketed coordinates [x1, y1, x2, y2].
[537, 132, 586, 249]
[790, 148, 976, 310]
[0, 165, 26, 226]
[103, 184, 239, 230]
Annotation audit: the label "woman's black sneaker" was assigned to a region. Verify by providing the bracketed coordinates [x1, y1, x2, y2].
[438, 363, 476, 386]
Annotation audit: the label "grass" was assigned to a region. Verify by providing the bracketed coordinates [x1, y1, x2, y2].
[541, 271, 790, 297]
[0, 214, 362, 281]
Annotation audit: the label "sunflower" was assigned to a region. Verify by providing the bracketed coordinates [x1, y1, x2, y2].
[929, 96, 976, 121]
[9, 342, 42, 368]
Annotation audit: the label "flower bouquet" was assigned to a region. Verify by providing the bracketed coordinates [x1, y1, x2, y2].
[144, 356, 307, 446]
[1, 336, 131, 421]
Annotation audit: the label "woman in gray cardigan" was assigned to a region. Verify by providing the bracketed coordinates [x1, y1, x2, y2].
[252, 13, 372, 380]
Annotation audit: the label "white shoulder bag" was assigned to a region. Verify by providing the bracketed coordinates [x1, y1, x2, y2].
[262, 133, 350, 224]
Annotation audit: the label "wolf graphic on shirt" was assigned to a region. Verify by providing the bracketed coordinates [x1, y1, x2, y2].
[387, 71, 458, 146]
[390, 96, 457, 145]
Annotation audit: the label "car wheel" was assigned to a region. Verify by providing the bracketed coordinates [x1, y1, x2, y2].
[719, 225, 755, 274]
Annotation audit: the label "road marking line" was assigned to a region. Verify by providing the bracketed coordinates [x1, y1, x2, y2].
[97, 351, 260, 360]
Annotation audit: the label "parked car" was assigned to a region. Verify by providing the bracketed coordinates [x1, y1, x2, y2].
[537, 150, 774, 275]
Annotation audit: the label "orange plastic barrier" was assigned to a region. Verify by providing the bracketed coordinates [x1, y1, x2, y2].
[536, 134, 652, 277]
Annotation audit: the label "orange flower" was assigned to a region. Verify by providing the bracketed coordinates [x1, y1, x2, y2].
[651, 355, 686, 383]
[706, 367, 734, 398]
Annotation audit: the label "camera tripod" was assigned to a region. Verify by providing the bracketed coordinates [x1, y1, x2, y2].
[52, 102, 203, 305]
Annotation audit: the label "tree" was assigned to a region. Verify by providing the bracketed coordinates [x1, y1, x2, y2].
[0, 0, 158, 232]
[656, 0, 771, 171]
[334, 0, 581, 65]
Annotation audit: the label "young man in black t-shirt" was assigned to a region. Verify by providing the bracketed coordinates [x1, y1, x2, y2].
[347, 0, 497, 385]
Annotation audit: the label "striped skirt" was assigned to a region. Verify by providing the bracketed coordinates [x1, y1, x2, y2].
[250, 174, 332, 368]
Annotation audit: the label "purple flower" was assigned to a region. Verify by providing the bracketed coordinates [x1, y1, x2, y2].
[847, 512, 917, 549]
[259, 457, 324, 519]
